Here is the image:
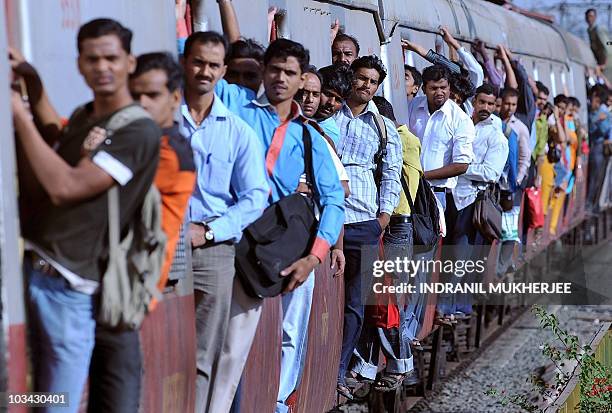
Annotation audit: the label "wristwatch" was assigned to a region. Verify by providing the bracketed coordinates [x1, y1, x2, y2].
[204, 224, 215, 242]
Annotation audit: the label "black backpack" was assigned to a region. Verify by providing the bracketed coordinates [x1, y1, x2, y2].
[400, 175, 440, 251]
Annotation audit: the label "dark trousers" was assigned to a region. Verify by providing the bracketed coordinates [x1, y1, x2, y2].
[439, 196, 481, 315]
[87, 326, 142, 413]
[587, 140, 605, 211]
[337, 219, 381, 384]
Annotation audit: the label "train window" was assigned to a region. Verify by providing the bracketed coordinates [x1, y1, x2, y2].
[550, 70, 557, 97]
[532, 63, 539, 82]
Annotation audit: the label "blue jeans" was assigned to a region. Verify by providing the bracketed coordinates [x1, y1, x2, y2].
[403, 190, 446, 339]
[338, 219, 381, 385]
[276, 271, 315, 413]
[26, 264, 96, 413]
[352, 220, 414, 379]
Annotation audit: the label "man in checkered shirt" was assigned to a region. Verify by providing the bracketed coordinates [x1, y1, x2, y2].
[333, 55, 403, 397]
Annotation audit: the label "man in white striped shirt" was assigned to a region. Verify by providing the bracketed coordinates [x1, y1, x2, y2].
[440, 84, 509, 316]
[334, 55, 403, 399]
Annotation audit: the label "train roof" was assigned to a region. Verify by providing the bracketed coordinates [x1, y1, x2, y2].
[327, 0, 597, 67]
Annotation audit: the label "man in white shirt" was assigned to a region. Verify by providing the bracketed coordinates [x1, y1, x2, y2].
[406, 64, 475, 211]
[498, 87, 532, 276]
[441, 84, 509, 316]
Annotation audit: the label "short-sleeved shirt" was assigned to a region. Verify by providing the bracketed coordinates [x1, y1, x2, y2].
[24, 102, 161, 285]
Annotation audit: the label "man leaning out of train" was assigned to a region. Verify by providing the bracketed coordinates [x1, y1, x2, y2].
[11, 18, 161, 413]
[178, 30, 269, 413]
[334, 54, 403, 399]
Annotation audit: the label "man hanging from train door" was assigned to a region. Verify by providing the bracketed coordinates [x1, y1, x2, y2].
[178, 31, 270, 413]
[80, 52, 197, 413]
[331, 33, 360, 66]
[333, 55, 403, 400]
[403, 64, 474, 348]
[10, 19, 161, 413]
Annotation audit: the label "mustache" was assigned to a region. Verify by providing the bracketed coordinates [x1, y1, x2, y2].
[478, 110, 491, 117]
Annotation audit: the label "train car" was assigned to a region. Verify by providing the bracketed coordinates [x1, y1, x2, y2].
[0, 1, 606, 413]
[1, 1, 195, 412]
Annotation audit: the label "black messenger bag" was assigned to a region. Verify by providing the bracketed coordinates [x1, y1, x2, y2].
[235, 126, 318, 298]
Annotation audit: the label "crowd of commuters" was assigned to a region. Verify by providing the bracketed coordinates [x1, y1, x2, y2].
[8, 2, 612, 413]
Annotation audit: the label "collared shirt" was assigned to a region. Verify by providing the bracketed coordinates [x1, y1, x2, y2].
[394, 125, 422, 215]
[318, 116, 341, 146]
[215, 79, 345, 261]
[334, 101, 402, 224]
[507, 114, 531, 183]
[180, 95, 269, 244]
[407, 96, 475, 189]
[452, 115, 509, 211]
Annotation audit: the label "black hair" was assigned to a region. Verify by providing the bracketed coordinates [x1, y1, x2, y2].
[404, 64, 422, 89]
[77, 18, 132, 54]
[554, 94, 569, 106]
[319, 64, 354, 99]
[535, 81, 550, 96]
[500, 87, 519, 99]
[542, 101, 555, 117]
[421, 65, 451, 88]
[568, 96, 581, 108]
[591, 84, 609, 102]
[333, 33, 360, 55]
[586, 8, 597, 17]
[183, 31, 228, 59]
[264, 39, 310, 73]
[450, 72, 475, 102]
[132, 52, 183, 92]
[228, 38, 265, 63]
[305, 64, 323, 85]
[372, 96, 396, 123]
[350, 55, 387, 84]
[474, 83, 497, 98]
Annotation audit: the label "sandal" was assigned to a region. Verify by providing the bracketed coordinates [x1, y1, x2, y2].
[345, 371, 374, 387]
[374, 373, 405, 392]
[336, 383, 354, 400]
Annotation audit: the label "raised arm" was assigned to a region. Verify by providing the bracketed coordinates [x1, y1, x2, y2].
[439, 26, 485, 89]
[498, 45, 518, 90]
[507, 47, 536, 127]
[218, 0, 240, 43]
[476, 40, 503, 91]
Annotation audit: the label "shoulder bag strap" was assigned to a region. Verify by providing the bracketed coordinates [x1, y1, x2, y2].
[107, 186, 120, 258]
[301, 124, 319, 200]
[400, 175, 416, 213]
[373, 114, 388, 162]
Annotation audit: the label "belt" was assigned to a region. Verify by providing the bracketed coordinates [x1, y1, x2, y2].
[433, 187, 451, 193]
[390, 215, 412, 224]
[24, 251, 61, 278]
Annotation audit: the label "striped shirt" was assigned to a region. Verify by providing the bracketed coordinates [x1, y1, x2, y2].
[334, 101, 402, 224]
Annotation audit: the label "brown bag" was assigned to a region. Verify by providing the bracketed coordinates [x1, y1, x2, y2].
[472, 184, 503, 242]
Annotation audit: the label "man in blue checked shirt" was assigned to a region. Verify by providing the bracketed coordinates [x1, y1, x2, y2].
[179, 31, 269, 413]
[213, 36, 345, 412]
[333, 55, 403, 399]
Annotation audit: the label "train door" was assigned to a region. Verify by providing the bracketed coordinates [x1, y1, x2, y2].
[1, 1, 29, 412]
[3, 2, 196, 412]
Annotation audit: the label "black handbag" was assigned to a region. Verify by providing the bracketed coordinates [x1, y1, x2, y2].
[235, 126, 318, 298]
[400, 175, 439, 250]
[472, 184, 503, 242]
[547, 138, 562, 163]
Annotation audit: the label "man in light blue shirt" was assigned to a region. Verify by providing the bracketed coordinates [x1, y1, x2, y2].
[180, 32, 269, 413]
[214, 36, 346, 413]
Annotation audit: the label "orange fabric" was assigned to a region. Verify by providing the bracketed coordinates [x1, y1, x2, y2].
[150, 136, 196, 309]
[265, 121, 291, 176]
